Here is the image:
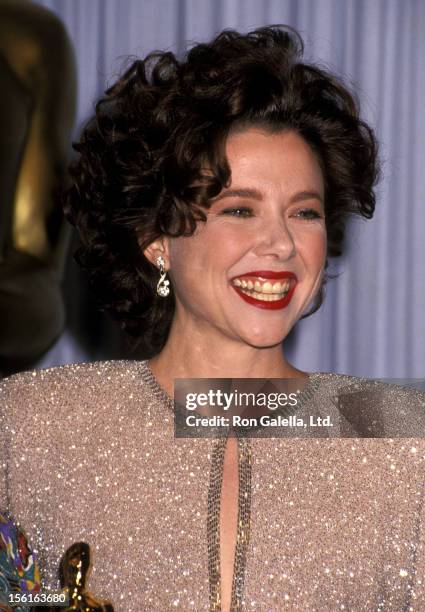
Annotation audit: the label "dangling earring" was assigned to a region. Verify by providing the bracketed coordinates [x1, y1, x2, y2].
[156, 256, 170, 297]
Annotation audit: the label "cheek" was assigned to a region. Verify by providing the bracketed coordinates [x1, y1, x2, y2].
[296, 227, 327, 270]
[168, 227, 207, 265]
[315, 232, 328, 263]
[167, 229, 224, 294]
[170, 225, 251, 273]
[168, 242, 203, 292]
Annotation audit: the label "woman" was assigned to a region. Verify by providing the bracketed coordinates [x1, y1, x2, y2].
[1, 26, 425, 611]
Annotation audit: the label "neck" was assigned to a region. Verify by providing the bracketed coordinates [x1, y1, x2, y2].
[148, 319, 306, 397]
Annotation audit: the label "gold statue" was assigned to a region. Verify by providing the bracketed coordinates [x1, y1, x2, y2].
[59, 543, 114, 612]
[0, 0, 76, 376]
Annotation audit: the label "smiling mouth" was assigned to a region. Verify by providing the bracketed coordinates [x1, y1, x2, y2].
[230, 272, 297, 309]
[232, 278, 290, 302]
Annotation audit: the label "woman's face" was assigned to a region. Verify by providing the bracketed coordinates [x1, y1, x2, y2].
[164, 127, 327, 349]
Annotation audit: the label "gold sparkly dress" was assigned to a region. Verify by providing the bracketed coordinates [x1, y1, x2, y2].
[1, 360, 425, 611]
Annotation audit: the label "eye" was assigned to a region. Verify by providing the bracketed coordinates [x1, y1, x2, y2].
[292, 208, 324, 220]
[220, 206, 253, 217]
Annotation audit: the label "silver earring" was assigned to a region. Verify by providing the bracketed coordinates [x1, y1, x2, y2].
[156, 256, 170, 297]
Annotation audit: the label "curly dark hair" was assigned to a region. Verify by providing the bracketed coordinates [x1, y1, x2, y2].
[64, 25, 379, 355]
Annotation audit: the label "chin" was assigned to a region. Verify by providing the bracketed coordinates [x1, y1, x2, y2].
[246, 340, 286, 350]
[241, 330, 289, 349]
[238, 316, 295, 346]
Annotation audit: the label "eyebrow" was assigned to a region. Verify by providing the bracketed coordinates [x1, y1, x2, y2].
[212, 187, 323, 204]
[213, 188, 263, 202]
[290, 190, 324, 204]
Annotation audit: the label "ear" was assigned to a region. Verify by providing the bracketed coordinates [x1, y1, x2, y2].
[142, 236, 170, 269]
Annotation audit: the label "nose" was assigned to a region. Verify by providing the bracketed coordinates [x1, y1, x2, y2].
[253, 214, 296, 260]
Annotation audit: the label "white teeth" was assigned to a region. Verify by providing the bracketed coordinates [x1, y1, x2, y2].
[232, 278, 291, 294]
[253, 291, 285, 301]
[239, 288, 289, 302]
[273, 281, 287, 292]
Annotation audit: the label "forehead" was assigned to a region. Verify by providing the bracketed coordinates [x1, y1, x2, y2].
[224, 127, 325, 196]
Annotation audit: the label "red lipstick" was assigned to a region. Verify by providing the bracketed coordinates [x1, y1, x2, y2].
[230, 271, 297, 310]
